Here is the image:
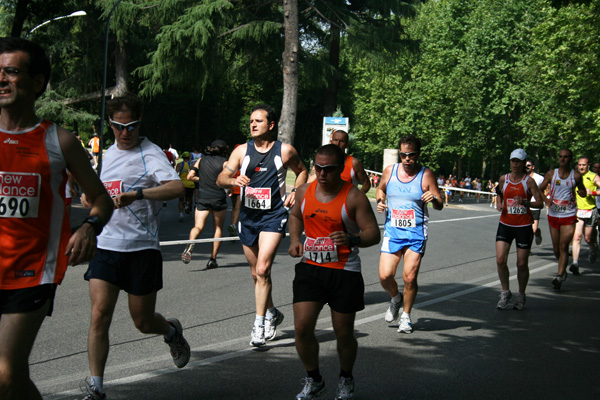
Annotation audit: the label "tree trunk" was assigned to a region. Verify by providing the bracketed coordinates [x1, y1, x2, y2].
[113, 40, 128, 97]
[322, 23, 340, 117]
[278, 0, 299, 145]
[11, 0, 31, 37]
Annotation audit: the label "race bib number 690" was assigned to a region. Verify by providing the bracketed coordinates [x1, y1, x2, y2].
[0, 172, 41, 218]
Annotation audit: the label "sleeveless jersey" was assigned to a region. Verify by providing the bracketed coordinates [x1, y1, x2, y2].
[383, 164, 428, 242]
[340, 155, 359, 186]
[0, 120, 70, 289]
[529, 172, 544, 211]
[239, 140, 288, 224]
[499, 174, 533, 227]
[178, 161, 195, 189]
[576, 170, 597, 211]
[547, 169, 577, 218]
[197, 155, 227, 200]
[90, 136, 99, 153]
[301, 182, 360, 271]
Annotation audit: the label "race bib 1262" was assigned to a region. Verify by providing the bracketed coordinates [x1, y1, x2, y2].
[0, 172, 41, 218]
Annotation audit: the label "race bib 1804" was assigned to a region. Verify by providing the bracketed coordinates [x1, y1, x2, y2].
[245, 187, 271, 209]
[103, 180, 123, 198]
[304, 236, 338, 264]
[0, 172, 41, 218]
[391, 209, 416, 228]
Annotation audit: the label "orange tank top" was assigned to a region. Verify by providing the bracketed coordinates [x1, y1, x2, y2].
[0, 120, 71, 289]
[340, 155, 358, 186]
[499, 173, 533, 227]
[301, 181, 361, 271]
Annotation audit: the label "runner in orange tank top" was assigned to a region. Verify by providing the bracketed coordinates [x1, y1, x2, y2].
[289, 144, 380, 400]
[494, 149, 545, 310]
[0, 37, 113, 400]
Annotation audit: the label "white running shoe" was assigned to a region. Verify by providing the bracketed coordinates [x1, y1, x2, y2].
[164, 319, 191, 368]
[552, 273, 567, 290]
[264, 309, 284, 341]
[296, 377, 325, 400]
[385, 296, 402, 323]
[81, 377, 106, 400]
[335, 377, 354, 400]
[513, 293, 526, 311]
[398, 315, 413, 334]
[497, 290, 512, 310]
[250, 324, 266, 347]
[181, 244, 194, 264]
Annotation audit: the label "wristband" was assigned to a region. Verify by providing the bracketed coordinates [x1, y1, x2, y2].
[349, 235, 361, 247]
[82, 216, 104, 236]
[592, 191, 598, 196]
[377, 198, 383, 204]
[291, 188, 297, 193]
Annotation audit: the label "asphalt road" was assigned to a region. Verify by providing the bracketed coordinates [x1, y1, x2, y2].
[33, 195, 599, 400]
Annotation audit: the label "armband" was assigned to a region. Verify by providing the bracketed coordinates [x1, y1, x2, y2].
[225, 165, 235, 173]
[191, 166, 199, 174]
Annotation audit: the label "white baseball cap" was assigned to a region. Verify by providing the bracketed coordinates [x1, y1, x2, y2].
[510, 149, 527, 161]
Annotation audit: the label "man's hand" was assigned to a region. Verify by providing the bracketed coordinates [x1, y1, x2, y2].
[289, 240, 303, 258]
[65, 223, 97, 266]
[113, 191, 136, 209]
[376, 199, 387, 213]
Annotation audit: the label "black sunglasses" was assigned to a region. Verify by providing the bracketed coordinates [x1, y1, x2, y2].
[399, 152, 418, 159]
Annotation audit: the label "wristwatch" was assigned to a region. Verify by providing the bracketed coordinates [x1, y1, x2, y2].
[82, 216, 104, 236]
[136, 188, 144, 200]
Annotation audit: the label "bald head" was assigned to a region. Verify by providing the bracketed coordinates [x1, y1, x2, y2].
[330, 130, 349, 150]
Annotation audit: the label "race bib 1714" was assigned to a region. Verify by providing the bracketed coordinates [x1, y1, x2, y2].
[304, 236, 338, 264]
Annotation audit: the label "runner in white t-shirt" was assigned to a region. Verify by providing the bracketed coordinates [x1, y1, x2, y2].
[81, 93, 190, 400]
[526, 160, 545, 245]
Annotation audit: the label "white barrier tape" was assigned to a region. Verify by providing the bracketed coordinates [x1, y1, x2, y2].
[441, 186, 496, 195]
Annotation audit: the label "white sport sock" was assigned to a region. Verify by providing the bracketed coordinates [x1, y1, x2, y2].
[254, 315, 265, 327]
[90, 376, 103, 393]
[401, 312, 410, 319]
[391, 293, 402, 304]
[266, 307, 277, 320]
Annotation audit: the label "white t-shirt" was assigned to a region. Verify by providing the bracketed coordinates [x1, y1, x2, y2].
[530, 172, 544, 210]
[98, 138, 179, 251]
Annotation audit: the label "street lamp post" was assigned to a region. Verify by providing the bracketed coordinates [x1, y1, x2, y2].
[97, 0, 124, 175]
[26, 11, 87, 37]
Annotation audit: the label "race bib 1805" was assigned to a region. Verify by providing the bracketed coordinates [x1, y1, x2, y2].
[0, 172, 41, 218]
[391, 209, 416, 228]
[304, 236, 338, 264]
[245, 187, 271, 209]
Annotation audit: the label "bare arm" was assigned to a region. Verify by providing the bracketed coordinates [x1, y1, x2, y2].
[574, 171, 587, 197]
[217, 144, 249, 189]
[187, 159, 200, 182]
[376, 165, 393, 213]
[421, 168, 443, 211]
[496, 176, 505, 212]
[306, 166, 317, 184]
[526, 178, 545, 209]
[352, 158, 371, 194]
[59, 128, 113, 266]
[329, 187, 380, 248]
[282, 143, 308, 208]
[288, 183, 309, 257]
[113, 179, 184, 210]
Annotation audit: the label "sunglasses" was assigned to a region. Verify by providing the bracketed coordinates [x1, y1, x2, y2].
[0, 67, 27, 80]
[314, 164, 341, 174]
[399, 152, 418, 159]
[109, 118, 140, 132]
[526, 164, 532, 167]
